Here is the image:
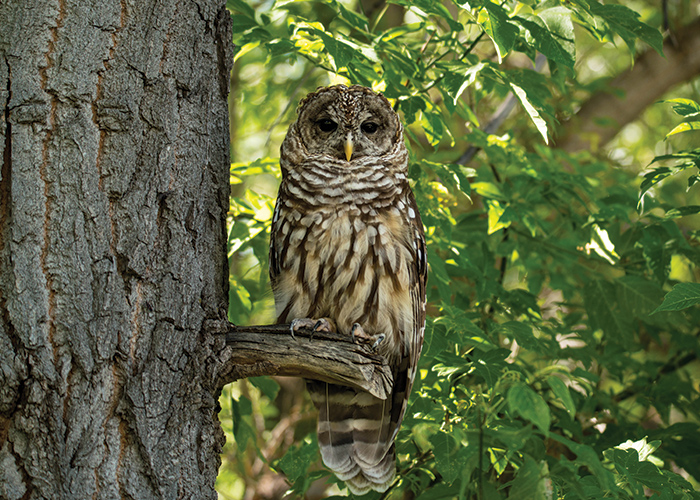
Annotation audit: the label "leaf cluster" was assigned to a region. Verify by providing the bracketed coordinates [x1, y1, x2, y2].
[222, 1, 700, 498]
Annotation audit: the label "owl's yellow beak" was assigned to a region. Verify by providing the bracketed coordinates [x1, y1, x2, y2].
[344, 133, 353, 161]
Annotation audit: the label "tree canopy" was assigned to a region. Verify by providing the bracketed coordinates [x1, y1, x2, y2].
[220, 0, 700, 498]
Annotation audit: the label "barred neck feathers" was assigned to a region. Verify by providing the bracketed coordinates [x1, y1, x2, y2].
[279, 127, 409, 209]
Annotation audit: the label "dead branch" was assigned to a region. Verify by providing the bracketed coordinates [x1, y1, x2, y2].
[218, 323, 393, 400]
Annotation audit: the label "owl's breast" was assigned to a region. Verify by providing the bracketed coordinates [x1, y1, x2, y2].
[272, 199, 416, 355]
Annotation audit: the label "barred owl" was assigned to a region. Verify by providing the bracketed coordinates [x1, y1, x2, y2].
[269, 85, 427, 494]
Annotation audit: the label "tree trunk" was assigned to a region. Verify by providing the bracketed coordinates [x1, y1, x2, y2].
[0, 0, 232, 498]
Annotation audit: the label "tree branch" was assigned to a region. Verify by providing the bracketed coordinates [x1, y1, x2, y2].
[556, 17, 700, 153]
[216, 323, 394, 400]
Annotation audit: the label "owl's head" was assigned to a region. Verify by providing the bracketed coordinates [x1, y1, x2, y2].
[292, 85, 402, 162]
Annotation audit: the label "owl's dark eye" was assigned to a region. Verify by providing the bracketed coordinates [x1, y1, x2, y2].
[317, 119, 337, 133]
[361, 122, 379, 134]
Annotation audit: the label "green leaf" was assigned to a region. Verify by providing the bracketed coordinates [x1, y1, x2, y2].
[314, 30, 355, 70]
[604, 447, 668, 491]
[248, 377, 280, 401]
[230, 395, 257, 451]
[388, 0, 462, 32]
[584, 279, 633, 344]
[498, 321, 538, 351]
[428, 430, 463, 484]
[227, 0, 256, 19]
[664, 205, 700, 219]
[486, 199, 510, 234]
[471, 181, 505, 200]
[537, 7, 576, 64]
[652, 282, 700, 314]
[582, 0, 664, 56]
[662, 98, 700, 117]
[549, 434, 616, 491]
[616, 275, 664, 320]
[399, 95, 427, 125]
[515, 14, 575, 69]
[640, 162, 697, 197]
[442, 62, 487, 106]
[480, 3, 519, 62]
[507, 456, 548, 500]
[501, 69, 552, 144]
[334, 0, 370, 32]
[232, 17, 260, 35]
[507, 382, 551, 434]
[547, 376, 576, 417]
[277, 436, 318, 483]
[666, 121, 700, 138]
[616, 437, 661, 463]
[233, 41, 260, 62]
[690, 175, 700, 189]
[639, 225, 673, 283]
[421, 108, 445, 147]
[510, 82, 548, 144]
[470, 348, 510, 386]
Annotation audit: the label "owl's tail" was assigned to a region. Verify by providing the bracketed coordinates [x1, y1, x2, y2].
[308, 380, 406, 495]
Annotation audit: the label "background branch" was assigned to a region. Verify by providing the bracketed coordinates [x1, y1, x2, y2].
[217, 323, 394, 400]
[556, 17, 700, 152]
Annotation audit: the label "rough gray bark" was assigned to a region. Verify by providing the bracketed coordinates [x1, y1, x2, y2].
[0, 0, 232, 498]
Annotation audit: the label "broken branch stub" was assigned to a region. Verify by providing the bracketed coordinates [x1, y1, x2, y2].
[224, 324, 394, 400]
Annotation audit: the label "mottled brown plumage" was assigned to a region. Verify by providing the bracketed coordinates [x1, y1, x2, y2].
[270, 85, 427, 494]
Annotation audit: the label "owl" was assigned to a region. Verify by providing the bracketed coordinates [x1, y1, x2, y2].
[269, 85, 427, 494]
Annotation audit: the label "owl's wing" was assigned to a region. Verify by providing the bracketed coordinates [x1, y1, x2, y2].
[409, 190, 428, 375]
[388, 190, 427, 444]
[268, 194, 283, 286]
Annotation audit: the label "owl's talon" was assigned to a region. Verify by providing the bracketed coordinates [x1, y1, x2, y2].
[290, 318, 335, 339]
[371, 333, 386, 350]
[351, 323, 384, 350]
[351, 323, 370, 343]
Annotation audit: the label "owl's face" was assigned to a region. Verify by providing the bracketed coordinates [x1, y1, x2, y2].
[294, 85, 400, 162]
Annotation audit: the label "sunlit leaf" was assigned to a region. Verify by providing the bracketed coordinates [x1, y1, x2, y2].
[662, 98, 700, 117]
[516, 14, 575, 69]
[575, 0, 663, 56]
[537, 7, 576, 63]
[666, 121, 700, 138]
[486, 199, 510, 234]
[510, 82, 548, 144]
[480, 3, 518, 62]
[234, 41, 260, 62]
[223, 1, 700, 498]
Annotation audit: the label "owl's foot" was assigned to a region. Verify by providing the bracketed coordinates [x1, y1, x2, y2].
[351, 323, 386, 351]
[289, 317, 336, 339]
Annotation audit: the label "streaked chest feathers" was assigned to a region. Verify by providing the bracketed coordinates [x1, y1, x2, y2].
[271, 187, 416, 360]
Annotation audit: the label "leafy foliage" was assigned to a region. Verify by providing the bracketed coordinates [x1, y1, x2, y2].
[221, 0, 700, 498]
